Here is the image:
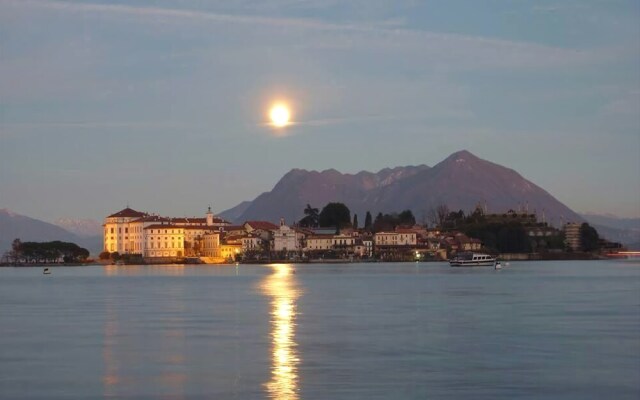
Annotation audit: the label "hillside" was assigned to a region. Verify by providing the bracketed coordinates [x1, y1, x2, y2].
[221, 150, 582, 227]
[0, 209, 102, 255]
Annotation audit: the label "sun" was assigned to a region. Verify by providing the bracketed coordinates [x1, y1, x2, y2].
[269, 104, 291, 127]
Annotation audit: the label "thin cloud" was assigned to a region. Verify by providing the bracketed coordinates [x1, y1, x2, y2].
[5, 0, 601, 69]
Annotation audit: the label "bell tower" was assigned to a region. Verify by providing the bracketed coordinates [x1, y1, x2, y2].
[206, 206, 214, 226]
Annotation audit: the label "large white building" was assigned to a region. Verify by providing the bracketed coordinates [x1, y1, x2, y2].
[103, 207, 148, 254]
[272, 219, 305, 253]
[103, 207, 228, 259]
[374, 230, 417, 247]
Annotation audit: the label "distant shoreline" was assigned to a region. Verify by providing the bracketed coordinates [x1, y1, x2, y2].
[0, 254, 616, 267]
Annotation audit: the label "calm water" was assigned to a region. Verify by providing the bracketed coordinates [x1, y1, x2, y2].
[0, 261, 639, 399]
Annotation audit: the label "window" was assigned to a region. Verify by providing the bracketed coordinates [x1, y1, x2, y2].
[111, 228, 114, 234]
[125, 228, 128, 233]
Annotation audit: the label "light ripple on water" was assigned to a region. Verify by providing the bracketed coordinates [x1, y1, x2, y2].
[0, 260, 638, 399]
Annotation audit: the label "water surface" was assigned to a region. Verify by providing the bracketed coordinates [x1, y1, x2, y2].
[0, 261, 638, 399]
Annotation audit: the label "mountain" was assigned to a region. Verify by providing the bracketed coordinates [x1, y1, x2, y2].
[54, 218, 102, 237]
[580, 213, 640, 246]
[218, 201, 252, 222]
[230, 165, 430, 224]
[220, 150, 582, 226]
[0, 209, 102, 255]
[580, 213, 640, 232]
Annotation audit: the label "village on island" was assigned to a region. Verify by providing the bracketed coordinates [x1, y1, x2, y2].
[98, 202, 624, 265]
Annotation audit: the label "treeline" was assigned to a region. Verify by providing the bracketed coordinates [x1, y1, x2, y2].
[297, 202, 416, 232]
[437, 207, 604, 253]
[3, 239, 90, 264]
[296, 202, 606, 254]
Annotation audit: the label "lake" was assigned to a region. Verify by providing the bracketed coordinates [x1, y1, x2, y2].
[1, 260, 639, 399]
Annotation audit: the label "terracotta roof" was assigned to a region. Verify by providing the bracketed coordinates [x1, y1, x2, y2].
[244, 221, 279, 231]
[144, 224, 183, 230]
[182, 225, 216, 230]
[107, 207, 147, 218]
[223, 225, 245, 232]
[171, 217, 207, 224]
[131, 215, 169, 223]
[395, 228, 419, 234]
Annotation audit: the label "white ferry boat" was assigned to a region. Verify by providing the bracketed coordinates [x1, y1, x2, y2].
[449, 252, 497, 267]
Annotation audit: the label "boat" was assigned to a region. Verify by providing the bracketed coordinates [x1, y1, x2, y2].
[43, 267, 51, 275]
[449, 252, 497, 267]
[494, 261, 502, 270]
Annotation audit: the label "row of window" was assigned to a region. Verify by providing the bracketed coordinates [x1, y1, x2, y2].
[148, 242, 182, 249]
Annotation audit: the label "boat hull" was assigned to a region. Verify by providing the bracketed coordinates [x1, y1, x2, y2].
[449, 260, 496, 267]
[448, 252, 497, 267]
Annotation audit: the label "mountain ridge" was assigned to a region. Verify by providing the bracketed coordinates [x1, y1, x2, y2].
[220, 150, 583, 227]
[0, 209, 102, 255]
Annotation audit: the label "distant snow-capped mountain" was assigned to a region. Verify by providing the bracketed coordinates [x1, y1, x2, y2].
[0, 209, 102, 255]
[54, 218, 102, 237]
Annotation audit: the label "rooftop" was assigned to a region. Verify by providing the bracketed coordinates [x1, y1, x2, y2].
[107, 207, 147, 218]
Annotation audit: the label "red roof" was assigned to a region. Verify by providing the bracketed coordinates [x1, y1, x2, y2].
[182, 225, 217, 230]
[244, 221, 279, 231]
[395, 228, 419, 234]
[144, 224, 183, 230]
[107, 207, 147, 218]
[131, 215, 169, 223]
[171, 217, 207, 224]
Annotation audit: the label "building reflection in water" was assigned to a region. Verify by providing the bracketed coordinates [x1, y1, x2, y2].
[103, 264, 186, 276]
[102, 298, 120, 398]
[260, 264, 302, 400]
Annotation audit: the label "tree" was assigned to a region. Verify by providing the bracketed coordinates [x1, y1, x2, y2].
[353, 214, 359, 229]
[398, 210, 416, 226]
[318, 202, 351, 228]
[364, 211, 373, 231]
[443, 210, 465, 230]
[299, 204, 320, 228]
[436, 204, 450, 228]
[580, 223, 600, 252]
[11, 240, 89, 263]
[372, 212, 395, 232]
[9, 238, 22, 263]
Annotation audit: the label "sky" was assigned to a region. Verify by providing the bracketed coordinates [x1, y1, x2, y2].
[0, 0, 639, 222]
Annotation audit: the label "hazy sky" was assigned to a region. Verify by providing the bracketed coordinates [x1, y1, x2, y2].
[1, 0, 639, 221]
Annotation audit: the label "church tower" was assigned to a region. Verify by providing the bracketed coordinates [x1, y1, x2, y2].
[206, 206, 214, 227]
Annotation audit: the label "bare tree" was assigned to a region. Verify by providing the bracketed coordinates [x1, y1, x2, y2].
[436, 204, 450, 228]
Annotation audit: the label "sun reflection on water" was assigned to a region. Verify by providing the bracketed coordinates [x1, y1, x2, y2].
[261, 264, 301, 400]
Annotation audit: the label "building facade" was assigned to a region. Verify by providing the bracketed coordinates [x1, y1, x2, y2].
[564, 222, 581, 251]
[103, 208, 148, 254]
[103, 207, 229, 260]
